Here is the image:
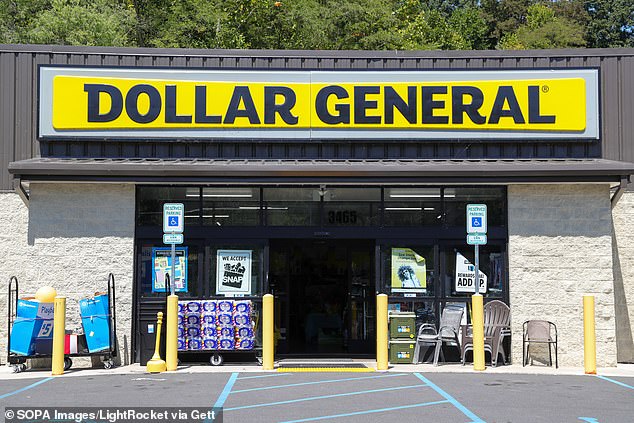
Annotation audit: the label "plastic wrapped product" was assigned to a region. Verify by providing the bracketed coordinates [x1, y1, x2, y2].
[203, 338, 218, 350]
[234, 301, 252, 314]
[185, 313, 201, 327]
[216, 325, 234, 338]
[217, 300, 234, 313]
[235, 326, 254, 339]
[200, 314, 215, 325]
[201, 301, 217, 314]
[186, 301, 201, 313]
[177, 314, 185, 326]
[186, 326, 201, 338]
[177, 302, 186, 313]
[177, 326, 186, 338]
[235, 339, 254, 350]
[177, 338, 187, 351]
[201, 325, 218, 339]
[188, 337, 203, 350]
[218, 337, 235, 350]
[233, 313, 251, 326]
[216, 313, 233, 326]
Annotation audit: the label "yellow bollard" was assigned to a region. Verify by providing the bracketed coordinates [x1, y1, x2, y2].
[51, 296, 66, 376]
[166, 295, 178, 371]
[262, 294, 274, 370]
[147, 312, 167, 373]
[472, 294, 485, 371]
[376, 294, 388, 371]
[583, 295, 597, 374]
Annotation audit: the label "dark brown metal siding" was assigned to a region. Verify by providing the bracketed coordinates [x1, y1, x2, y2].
[2, 45, 634, 190]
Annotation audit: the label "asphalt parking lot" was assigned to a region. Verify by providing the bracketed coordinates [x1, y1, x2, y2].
[1, 371, 632, 422]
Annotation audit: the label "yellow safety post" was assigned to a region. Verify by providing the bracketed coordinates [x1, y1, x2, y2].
[376, 294, 388, 371]
[262, 294, 274, 370]
[166, 295, 178, 371]
[583, 295, 597, 375]
[51, 296, 66, 376]
[147, 312, 167, 373]
[472, 294, 486, 371]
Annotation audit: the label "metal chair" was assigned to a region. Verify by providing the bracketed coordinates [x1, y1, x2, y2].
[413, 304, 464, 366]
[523, 320, 558, 368]
[461, 300, 511, 367]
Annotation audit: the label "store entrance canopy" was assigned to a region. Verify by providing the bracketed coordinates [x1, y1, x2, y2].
[8, 157, 634, 185]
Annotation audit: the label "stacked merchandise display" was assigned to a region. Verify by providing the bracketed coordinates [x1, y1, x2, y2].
[178, 300, 255, 352]
[388, 311, 416, 364]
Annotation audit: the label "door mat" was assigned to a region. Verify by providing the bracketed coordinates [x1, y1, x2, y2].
[276, 361, 374, 372]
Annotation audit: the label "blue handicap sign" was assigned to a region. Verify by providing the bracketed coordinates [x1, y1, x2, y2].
[472, 217, 482, 227]
[168, 216, 179, 227]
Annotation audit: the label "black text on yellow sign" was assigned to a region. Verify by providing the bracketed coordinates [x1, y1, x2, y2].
[51, 76, 587, 133]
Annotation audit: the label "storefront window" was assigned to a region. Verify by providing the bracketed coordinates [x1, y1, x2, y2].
[207, 244, 264, 297]
[263, 188, 320, 226]
[202, 187, 260, 226]
[443, 187, 506, 227]
[323, 188, 381, 226]
[441, 245, 505, 298]
[136, 187, 201, 226]
[382, 245, 435, 297]
[383, 188, 442, 226]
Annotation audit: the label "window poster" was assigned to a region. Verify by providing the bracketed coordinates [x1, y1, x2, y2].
[391, 248, 426, 293]
[216, 250, 252, 296]
[152, 247, 188, 293]
[455, 251, 488, 293]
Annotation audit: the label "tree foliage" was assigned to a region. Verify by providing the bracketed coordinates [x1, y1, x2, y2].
[0, 0, 631, 50]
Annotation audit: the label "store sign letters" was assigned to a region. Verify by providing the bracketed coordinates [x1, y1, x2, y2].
[39, 67, 599, 140]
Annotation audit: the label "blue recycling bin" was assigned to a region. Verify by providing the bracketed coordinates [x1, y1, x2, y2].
[79, 294, 111, 353]
[9, 299, 55, 356]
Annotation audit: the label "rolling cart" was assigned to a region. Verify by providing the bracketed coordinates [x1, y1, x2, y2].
[7, 274, 118, 373]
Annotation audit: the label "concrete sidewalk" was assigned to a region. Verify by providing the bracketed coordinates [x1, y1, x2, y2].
[2, 360, 633, 380]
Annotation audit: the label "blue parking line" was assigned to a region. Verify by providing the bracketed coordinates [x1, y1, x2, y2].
[414, 373, 484, 423]
[0, 377, 54, 400]
[596, 375, 634, 390]
[279, 400, 451, 423]
[231, 373, 408, 393]
[213, 372, 239, 408]
[237, 373, 292, 380]
[225, 383, 427, 412]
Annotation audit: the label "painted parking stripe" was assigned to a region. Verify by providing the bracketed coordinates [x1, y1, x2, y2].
[237, 373, 292, 380]
[0, 377, 54, 400]
[231, 373, 408, 393]
[596, 375, 634, 390]
[224, 383, 427, 412]
[213, 372, 239, 408]
[414, 373, 484, 423]
[279, 400, 451, 423]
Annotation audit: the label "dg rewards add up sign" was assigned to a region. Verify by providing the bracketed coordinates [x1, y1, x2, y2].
[38, 67, 599, 140]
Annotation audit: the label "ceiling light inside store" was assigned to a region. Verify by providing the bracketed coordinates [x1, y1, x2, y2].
[385, 207, 423, 211]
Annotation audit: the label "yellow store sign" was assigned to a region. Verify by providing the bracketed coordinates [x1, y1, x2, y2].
[38, 67, 599, 140]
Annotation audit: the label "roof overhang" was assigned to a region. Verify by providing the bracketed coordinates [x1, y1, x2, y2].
[8, 158, 634, 185]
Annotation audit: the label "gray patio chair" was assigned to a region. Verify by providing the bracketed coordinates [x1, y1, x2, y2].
[523, 320, 558, 368]
[413, 304, 464, 366]
[461, 300, 511, 367]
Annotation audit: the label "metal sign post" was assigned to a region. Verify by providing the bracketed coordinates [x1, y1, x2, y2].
[163, 203, 184, 295]
[467, 203, 487, 371]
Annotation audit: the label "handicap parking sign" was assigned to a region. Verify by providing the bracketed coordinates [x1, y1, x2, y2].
[163, 203, 184, 233]
[472, 217, 482, 227]
[466, 204, 487, 234]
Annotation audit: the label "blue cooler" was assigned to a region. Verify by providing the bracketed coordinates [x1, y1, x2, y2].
[9, 299, 55, 356]
[79, 294, 111, 353]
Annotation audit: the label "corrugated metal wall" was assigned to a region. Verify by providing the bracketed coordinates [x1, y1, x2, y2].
[2, 45, 634, 190]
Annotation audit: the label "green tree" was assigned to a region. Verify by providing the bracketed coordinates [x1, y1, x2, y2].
[400, 9, 468, 49]
[16, 0, 136, 46]
[498, 2, 586, 49]
[481, 0, 533, 47]
[448, 6, 489, 49]
[585, 0, 634, 47]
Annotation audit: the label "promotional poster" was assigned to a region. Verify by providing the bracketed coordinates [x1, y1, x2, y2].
[391, 248, 426, 293]
[216, 250, 253, 295]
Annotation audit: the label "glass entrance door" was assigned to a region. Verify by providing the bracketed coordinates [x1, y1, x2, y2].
[269, 239, 375, 356]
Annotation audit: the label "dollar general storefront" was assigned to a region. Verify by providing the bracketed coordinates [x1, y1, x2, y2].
[1, 44, 633, 367]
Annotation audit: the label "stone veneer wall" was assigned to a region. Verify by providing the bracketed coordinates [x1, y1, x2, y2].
[611, 190, 634, 363]
[508, 184, 617, 367]
[0, 184, 135, 366]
